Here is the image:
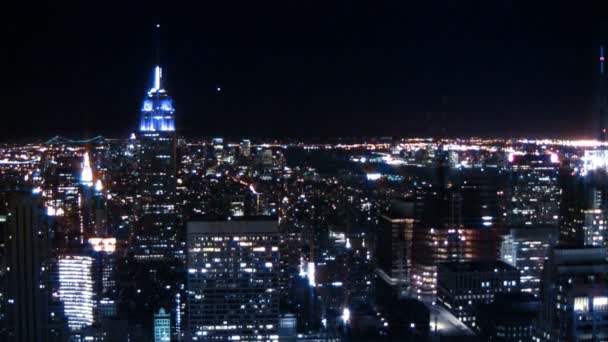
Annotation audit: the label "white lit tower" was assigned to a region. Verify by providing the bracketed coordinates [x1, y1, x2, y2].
[134, 27, 178, 261]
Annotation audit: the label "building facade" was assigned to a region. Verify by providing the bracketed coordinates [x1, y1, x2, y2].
[377, 199, 414, 299]
[436, 261, 520, 328]
[507, 154, 561, 227]
[58, 255, 96, 332]
[187, 218, 280, 341]
[0, 192, 51, 342]
[154, 308, 171, 342]
[535, 247, 608, 341]
[501, 226, 558, 296]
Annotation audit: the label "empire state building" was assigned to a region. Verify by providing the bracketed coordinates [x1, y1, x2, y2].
[133, 65, 178, 261]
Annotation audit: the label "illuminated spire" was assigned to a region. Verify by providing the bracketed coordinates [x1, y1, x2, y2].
[94, 179, 103, 192]
[154, 66, 161, 91]
[81, 152, 93, 186]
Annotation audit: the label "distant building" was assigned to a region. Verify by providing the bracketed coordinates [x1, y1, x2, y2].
[154, 308, 171, 342]
[535, 247, 608, 341]
[560, 185, 608, 248]
[452, 167, 506, 229]
[582, 208, 608, 247]
[257, 149, 273, 166]
[477, 292, 539, 342]
[436, 260, 520, 328]
[501, 226, 558, 296]
[507, 154, 561, 227]
[187, 218, 280, 341]
[240, 139, 252, 157]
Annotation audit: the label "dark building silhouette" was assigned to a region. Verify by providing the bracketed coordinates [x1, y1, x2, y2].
[377, 199, 414, 299]
[0, 192, 51, 341]
[536, 247, 608, 341]
[437, 260, 520, 329]
[411, 183, 501, 302]
[477, 292, 539, 341]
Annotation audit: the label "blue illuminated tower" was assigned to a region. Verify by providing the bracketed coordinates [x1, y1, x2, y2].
[133, 61, 179, 261]
[139, 66, 176, 132]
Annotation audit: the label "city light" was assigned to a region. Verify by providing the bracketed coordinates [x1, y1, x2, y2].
[88, 237, 116, 253]
[341, 308, 350, 324]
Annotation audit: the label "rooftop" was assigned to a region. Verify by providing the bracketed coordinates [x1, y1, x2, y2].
[187, 216, 278, 235]
[439, 260, 518, 273]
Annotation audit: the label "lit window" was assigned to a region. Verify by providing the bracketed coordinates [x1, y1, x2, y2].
[593, 296, 608, 312]
[574, 297, 589, 312]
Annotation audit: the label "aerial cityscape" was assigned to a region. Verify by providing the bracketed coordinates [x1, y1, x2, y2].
[2, 2, 608, 342]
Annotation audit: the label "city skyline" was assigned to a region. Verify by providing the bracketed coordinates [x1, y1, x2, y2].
[3, 2, 608, 341]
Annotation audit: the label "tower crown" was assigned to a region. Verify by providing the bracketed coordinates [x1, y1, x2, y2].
[139, 65, 175, 132]
[80, 152, 93, 186]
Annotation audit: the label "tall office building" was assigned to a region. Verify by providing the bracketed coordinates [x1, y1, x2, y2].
[535, 247, 608, 341]
[507, 154, 561, 227]
[42, 154, 80, 218]
[0, 192, 51, 342]
[134, 65, 178, 261]
[88, 237, 117, 314]
[377, 199, 414, 299]
[501, 226, 559, 296]
[187, 218, 280, 341]
[410, 186, 500, 302]
[561, 183, 608, 247]
[58, 255, 96, 332]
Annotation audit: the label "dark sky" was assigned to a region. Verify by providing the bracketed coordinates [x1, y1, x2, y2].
[2, 1, 607, 140]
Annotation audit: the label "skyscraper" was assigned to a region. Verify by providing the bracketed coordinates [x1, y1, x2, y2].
[88, 237, 117, 315]
[377, 199, 414, 299]
[58, 255, 96, 332]
[134, 65, 178, 261]
[507, 154, 561, 227]
[410, 185, 501, 302]
[187, 218, 280, 341]
[501, 226, 559, 296]
[560, 181, 608, 247]
[1, 192, 51, 342]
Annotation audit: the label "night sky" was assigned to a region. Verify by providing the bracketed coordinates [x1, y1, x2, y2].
[2, 1, 607, 140]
